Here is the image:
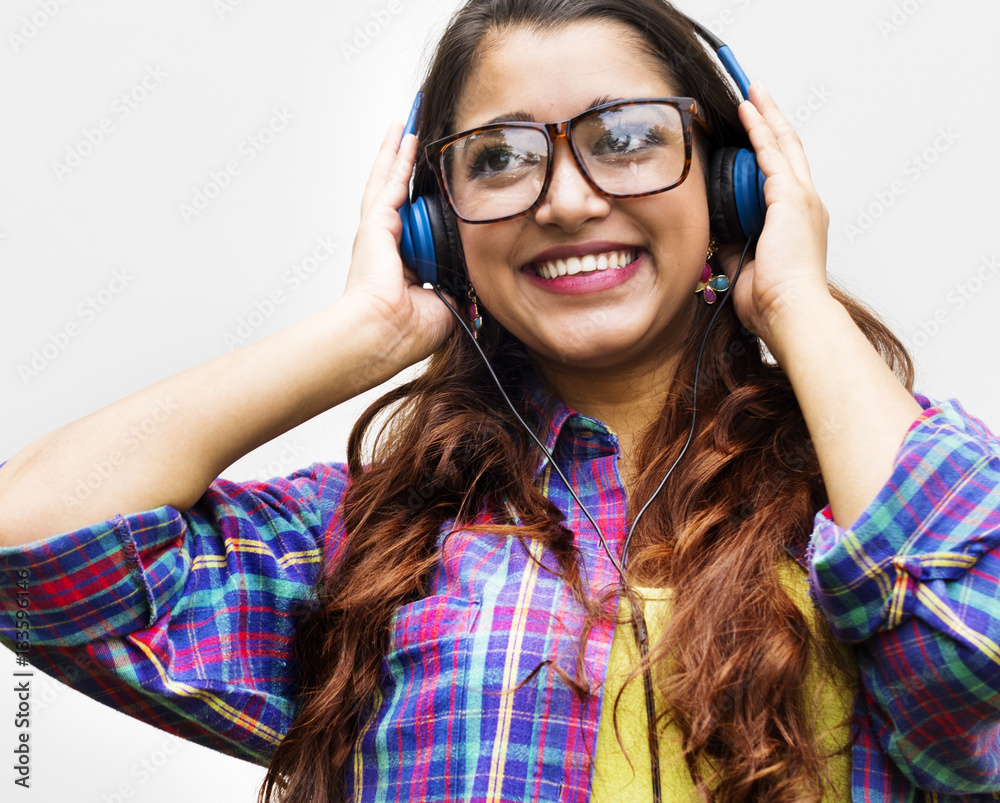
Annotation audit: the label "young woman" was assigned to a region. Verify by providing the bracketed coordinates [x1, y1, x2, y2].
[2, 1, 999, 801]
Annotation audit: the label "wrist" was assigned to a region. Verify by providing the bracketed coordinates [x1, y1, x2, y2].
[317, 294, 423, 390]
[754, 282, 840, 366]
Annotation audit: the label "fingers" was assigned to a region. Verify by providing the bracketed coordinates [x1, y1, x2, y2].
[402, 265, 422, 287]
[359, 122, 415, 219]
[360, 123, 403, 215]
[739, 82, 814, 187]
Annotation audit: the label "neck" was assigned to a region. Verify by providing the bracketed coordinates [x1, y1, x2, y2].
[533, 342, 686, 487]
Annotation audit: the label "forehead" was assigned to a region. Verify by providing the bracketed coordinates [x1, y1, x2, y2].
[453, 19, 678, 131]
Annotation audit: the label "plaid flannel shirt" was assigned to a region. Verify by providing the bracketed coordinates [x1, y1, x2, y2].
[2, 388, 1000, 802]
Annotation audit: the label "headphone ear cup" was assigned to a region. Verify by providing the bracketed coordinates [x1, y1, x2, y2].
[399, 195, 437, 285]
[708, 148, 743, 244]
[422, 194, 466, 297]
[708, 147, 767, 244]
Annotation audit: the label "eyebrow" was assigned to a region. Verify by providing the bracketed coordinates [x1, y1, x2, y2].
[480, 95, 622, 126]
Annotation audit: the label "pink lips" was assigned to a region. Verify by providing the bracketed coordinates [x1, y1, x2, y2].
[522, 245, 645, 296]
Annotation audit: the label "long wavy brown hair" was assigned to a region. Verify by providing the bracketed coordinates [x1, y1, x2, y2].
[262, 1, 915, 801]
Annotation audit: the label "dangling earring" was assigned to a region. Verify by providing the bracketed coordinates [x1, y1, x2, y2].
[695, 235, 730, 305]
[467, 284, 483, 339]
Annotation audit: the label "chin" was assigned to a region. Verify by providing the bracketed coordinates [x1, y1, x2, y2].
[531, 326, 650, 369]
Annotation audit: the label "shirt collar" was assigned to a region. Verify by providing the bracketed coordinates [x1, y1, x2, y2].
[521, 366, 620, 479]
[518, 366, 811, 572]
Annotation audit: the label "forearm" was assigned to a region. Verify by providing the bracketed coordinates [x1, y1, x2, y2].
[0, 296, 408, 546]
[808, 395, 1000, 793]
[764, 291, 922, 528]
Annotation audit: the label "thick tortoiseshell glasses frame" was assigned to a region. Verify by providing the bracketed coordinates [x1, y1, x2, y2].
[425, 97, 711, 224]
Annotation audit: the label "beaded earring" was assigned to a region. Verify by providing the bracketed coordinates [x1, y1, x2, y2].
[695, 236, 730, 304]
[467, 284, 483, 339]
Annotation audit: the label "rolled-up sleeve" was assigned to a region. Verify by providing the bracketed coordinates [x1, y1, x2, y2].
[0, 461, 351, 765]
[809, 395, 1000, 794]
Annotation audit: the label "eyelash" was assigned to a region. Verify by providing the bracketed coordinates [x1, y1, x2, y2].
[467, 143, 539, 176]
[468, 144, 509, 174]
[592, 126, 664, 154]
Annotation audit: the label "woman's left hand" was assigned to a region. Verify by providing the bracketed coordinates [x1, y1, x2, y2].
[716, 84, 923, 529]
[717, 81, 833, 349]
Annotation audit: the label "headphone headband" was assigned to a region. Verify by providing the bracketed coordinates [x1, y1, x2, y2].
[685, 18, 752, 100]
[399, 16, 765, 286]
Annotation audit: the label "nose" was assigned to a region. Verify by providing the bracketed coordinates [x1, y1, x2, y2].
[532, 138, 612, 231]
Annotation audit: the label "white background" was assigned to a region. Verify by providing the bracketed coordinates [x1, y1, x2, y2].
[1, 0, 998, 801]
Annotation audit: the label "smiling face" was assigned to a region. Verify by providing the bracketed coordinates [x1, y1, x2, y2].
[452, 19, 711, 375]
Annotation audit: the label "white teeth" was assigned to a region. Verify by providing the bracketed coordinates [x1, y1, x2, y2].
[533, 249, 636, 279]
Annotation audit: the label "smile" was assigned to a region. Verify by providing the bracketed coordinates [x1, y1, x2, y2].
[530, 248, 639, 280]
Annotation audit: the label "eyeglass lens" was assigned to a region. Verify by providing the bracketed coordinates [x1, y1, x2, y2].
[440, 102, 687, 222]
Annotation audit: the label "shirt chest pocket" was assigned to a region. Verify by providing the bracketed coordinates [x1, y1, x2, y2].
[359, 595, 482, 801]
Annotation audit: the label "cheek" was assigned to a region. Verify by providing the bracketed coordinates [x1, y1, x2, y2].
[458, 222, 521, 289]
[644, 194, 710, 260]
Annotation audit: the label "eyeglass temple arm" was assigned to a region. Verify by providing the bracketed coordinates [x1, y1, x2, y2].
[685, 18, 752, 102]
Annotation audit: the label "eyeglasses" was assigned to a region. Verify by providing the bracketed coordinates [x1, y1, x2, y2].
[426, 97, 710, 224]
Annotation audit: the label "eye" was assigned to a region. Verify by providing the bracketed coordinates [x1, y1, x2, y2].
[469, 144, 520, 175]
[460, 135, 544, 185]
[592, 124, 662, 157]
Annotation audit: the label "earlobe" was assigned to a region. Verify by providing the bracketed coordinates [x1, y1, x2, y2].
[706, 235, 718, 262]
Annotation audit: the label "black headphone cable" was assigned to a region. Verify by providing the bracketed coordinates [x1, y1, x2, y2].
[430, 234, 754, 802]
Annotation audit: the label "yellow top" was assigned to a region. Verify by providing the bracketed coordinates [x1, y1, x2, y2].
[592, 560, 855, 802]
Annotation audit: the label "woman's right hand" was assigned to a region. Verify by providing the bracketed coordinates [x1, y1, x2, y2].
[0, 129, 460, 547]
[343, 123, 458, 366]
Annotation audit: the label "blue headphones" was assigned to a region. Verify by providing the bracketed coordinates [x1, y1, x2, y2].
[399, 18, 765, 294]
